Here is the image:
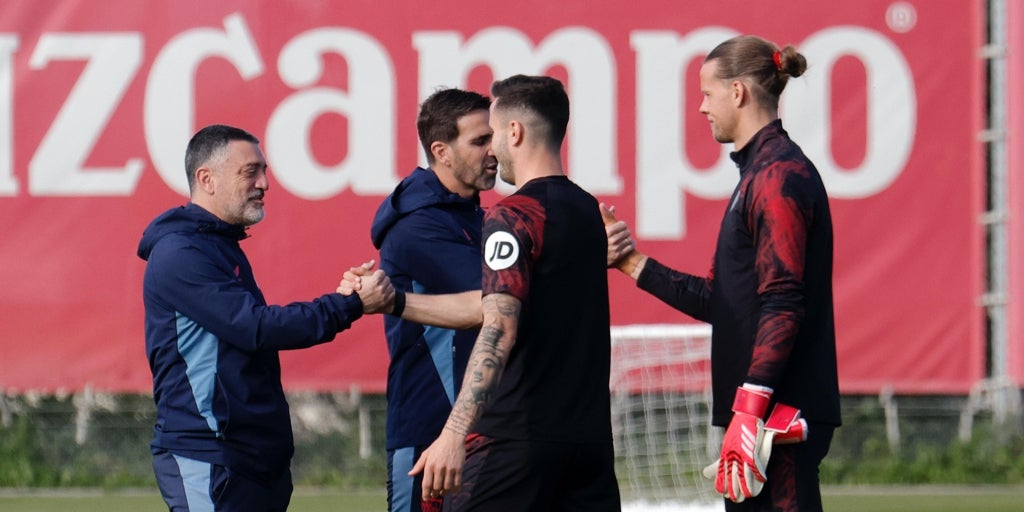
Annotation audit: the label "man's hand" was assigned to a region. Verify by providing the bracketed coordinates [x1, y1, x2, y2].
[600, 203, 648, 279]
[703, 401, 807, 496]
[339, 260, 394, 313]
[716, 384, 772, 502]
[337, 260, 374, 296]
[601, 203, 636, 268]
[409, 428, 466, 502]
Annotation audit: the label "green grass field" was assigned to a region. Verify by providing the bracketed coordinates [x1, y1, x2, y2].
[1, 486, 1023, 511]
[821, 485, 1024, 512]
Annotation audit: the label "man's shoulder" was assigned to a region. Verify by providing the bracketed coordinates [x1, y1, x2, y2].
[749, 153, 823, 199]
[384, 206, 463, 238]
[379, 207, 482, 275]
[146, 231, 227, 271]
[147, 231, 194, 256]
[491, 192, 543, 215]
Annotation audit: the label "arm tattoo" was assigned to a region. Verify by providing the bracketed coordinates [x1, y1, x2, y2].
[443, 294, 521, 436]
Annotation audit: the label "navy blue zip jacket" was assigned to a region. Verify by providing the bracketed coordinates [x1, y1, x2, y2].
[370, 167, 482, 450]
[137, 203, 364, 483]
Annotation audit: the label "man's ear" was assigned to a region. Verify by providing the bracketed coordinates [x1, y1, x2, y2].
[195, 166, 216, 195]
[732, 79, 751, 108]
[430, 141, 450, 167]
[509, 120, 524, 147]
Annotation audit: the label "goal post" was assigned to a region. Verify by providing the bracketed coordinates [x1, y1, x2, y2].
[610, 323, 718, 504]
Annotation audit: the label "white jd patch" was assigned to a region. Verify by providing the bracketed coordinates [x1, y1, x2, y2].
[484, 231, 519, 270]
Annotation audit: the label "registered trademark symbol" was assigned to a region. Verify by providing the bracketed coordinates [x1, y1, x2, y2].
[886, 1, 918, 33]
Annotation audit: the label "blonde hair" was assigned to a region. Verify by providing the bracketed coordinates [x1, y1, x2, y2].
[705, 35, 807, 110]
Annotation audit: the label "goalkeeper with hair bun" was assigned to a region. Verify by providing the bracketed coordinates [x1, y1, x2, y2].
[605, 34, 840, 512]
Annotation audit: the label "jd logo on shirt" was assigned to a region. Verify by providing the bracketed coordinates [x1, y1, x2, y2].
[485, 231, 519, 270]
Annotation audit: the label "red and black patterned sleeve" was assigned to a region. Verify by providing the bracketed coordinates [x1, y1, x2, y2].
[636, 258, 714, 324]
[480, 196, 545, 302]
[745, 161, 812, 388]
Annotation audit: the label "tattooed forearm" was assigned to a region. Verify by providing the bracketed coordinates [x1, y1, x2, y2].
[442, 293, 521, 437]
[477, 324, 505, 350]
[494, 298, 519, 317]
[468, 324, 506, 405]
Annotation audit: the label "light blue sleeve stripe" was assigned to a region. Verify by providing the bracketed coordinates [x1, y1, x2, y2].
[172, 454, 215, 512]
[175, 312, 220, 434]
[423, 326, 456, 404]
[390, 447, 416, 512]
[412, 281, 456, 404]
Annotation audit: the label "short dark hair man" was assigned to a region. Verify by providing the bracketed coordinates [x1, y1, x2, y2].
[369, 88, 495, 512]
[410, 76, 622, 511]
[139, 124, 393, 511]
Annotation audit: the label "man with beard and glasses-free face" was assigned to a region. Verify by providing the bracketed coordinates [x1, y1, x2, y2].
[138, 124, 393, 512]
[408, 75, 621, 511]
[363, 88, 497, 512]
[605, 35, 840, 512]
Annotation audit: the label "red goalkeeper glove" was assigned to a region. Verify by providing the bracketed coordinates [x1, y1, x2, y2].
[763, 403, 807, 446]
[716, 384, 771, 502]
[703, 394, 809, 503]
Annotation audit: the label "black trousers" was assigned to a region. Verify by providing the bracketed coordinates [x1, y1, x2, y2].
[444, 435, 621, 512]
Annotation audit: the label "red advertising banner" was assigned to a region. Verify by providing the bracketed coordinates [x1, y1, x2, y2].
[0, 0, 984, 394]
[1006, 0, 1024, 386]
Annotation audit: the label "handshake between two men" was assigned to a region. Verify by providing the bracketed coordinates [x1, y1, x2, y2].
[335, 260, 396, 314]
[349, 214, 809, 506]
[338, 260, 482, 331]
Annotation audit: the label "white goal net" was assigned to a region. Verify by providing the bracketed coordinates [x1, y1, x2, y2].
[610, 324, 718, 504]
